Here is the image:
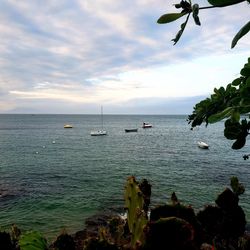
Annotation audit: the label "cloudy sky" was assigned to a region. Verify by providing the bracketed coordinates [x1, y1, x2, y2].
[0, 0, 249, 114]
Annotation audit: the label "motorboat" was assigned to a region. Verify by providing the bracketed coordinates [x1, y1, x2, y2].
[64, 124, 73, 128]
[198, 141, 209, 149]
[125, 128, 138, 133]
[142, 122, 152, 128]
[90, 130, 107, 136]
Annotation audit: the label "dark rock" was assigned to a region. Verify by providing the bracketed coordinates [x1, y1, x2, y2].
[215, 188, 239, 210]
[245, 223, 250, 233]
[197, 205, 223, 242]
[51, 233, 75, 250]
[0, 231, 14, 250]
[143, 217, 197, 250]
[72, 209, 121, 250]
[197, 203, 246, 243]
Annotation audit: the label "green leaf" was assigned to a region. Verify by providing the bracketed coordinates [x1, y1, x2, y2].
[157, 13, 186, 24]
[240, 64, 250, 77]
[246, 76, 250, 86]
[192, 4, 199, 16]
[192, 4, 201, 26]
[208, 0, 242, 6]
[230, 176, 239, 191]
[231, 110, 240, 122]
[232, 136, 246, 149]
[231, 21, 250, 48]
[19, 231, 48, 250]
[238, 105, 250, 114]
[172, 14, 190, 45]
[208, 107, 232, 123]
[230, 176, 245, 195]
[231, 77, 242, 86]
[224, 119, 241, 140]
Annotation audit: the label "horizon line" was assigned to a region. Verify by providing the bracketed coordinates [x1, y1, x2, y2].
[0, 113, 190, 116]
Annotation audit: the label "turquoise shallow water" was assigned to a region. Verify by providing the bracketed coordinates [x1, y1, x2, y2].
[0, 114, 249, 239]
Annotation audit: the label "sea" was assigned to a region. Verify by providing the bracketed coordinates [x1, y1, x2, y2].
[0, 114, 249, 240]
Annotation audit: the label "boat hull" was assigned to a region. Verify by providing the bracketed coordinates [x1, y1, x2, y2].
[90, 130, 107, 136]
[142, 124, 152, 128]
[125, 129, 138, 133]
[197, 141, 209, 149]
[64, 124, 73, 128]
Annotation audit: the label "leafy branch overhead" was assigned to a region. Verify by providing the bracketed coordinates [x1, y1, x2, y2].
[157, 0, 250, 48]
[187, 57, 250, 150]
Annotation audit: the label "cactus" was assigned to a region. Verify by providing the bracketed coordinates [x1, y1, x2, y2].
[197, 178, 247, 245]
[215, 188, 239, 210]
[197, 205, 223, 242]
[124, 176, 148, 248]
[170, 192, 179, 205]
[19, 231, 48, 250]
[138, 179, 151, 216]
[230, 176, 245, 196]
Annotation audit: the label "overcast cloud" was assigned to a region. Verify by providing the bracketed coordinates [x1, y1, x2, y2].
[0, 0, 249, 114]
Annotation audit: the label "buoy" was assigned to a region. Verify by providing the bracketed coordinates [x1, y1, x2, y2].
[52, 141, 55, 144]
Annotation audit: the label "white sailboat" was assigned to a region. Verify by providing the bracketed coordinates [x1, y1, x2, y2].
[90, 106, 107, 136]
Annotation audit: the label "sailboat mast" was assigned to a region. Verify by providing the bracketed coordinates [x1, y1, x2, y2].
[101, 106, 103, 130]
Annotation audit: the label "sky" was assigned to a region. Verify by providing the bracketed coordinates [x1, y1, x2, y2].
[0, 0, 249, 114]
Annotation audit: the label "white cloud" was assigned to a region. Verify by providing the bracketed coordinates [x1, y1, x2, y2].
[0, 0, 249, 113]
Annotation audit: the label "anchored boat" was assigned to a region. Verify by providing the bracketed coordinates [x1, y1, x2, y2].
[197, 141, 209, 149]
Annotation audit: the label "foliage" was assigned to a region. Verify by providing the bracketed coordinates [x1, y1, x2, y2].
[157, 1, 250, 154]
[138, 179, 151, 216]
[19, 231, 48, 250]
[187, 57, 250, 151]
[198, 185, 246, 248]
[157, 0, 250, 48]
[230, 176, 245, 195]
[0, 176, 249, 250]
[81, 176, 249, 250]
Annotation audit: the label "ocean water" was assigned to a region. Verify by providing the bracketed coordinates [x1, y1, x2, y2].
[0, 114, 249, 239]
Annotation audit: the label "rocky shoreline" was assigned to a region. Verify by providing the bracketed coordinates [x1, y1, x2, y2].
[67, 204, 250, 250]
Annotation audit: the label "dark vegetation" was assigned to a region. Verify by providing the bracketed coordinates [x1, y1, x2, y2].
[154, 1, 250, 246]
[1, 0, 250, 249]
[158, 0, 250, 157]
[0, 176, 250, 249]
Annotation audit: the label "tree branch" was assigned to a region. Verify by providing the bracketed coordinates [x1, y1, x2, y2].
[199, 0, 247, 10]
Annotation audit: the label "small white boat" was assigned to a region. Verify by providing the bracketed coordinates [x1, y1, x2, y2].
[90, 130, 107, 136]
[142, 122, 152, 128]
[198, 141, 209, 149]
[64, 124, 73, 128]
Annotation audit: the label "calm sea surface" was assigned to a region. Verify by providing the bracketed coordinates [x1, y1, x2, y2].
[0, 114, 249, 239]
